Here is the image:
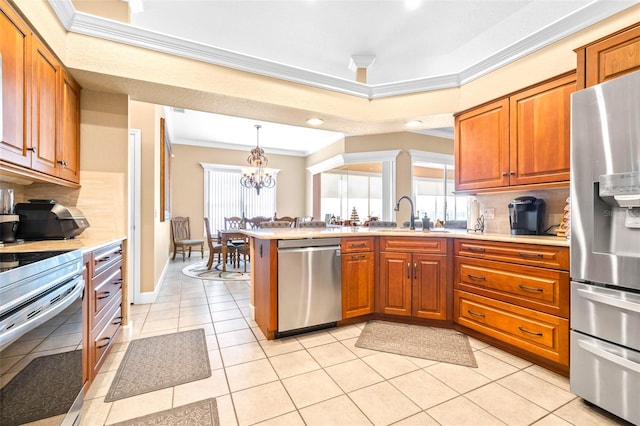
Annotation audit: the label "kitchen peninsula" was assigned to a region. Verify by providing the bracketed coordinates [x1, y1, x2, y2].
[244, 227, 570, 375]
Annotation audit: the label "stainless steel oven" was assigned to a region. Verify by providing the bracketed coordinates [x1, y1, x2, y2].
[0, 249, 85, 426]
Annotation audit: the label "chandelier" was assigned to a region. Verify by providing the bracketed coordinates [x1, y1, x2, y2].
[240, 125, 276, 195]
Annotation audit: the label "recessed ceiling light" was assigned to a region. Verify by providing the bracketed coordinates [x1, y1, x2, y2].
[404, 120, 423, 128]
[306, 118, 324, 126]
[405, 0, 422, 11]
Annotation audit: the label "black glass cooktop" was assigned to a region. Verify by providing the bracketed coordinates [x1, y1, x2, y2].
[0, 251, 72, 273]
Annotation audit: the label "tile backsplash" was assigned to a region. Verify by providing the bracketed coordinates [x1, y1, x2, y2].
[0, 170, 126, 239]
[472, 188, 569, 235]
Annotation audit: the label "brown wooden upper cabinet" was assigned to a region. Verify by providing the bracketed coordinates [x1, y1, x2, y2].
[0, 0, 81, 185]
[576, 22, 640, 89]
[455, 72, 576, 192]
[0, 3, 30, 168]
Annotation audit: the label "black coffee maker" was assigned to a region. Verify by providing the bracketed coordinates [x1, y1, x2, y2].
[508, 196, 546, 235]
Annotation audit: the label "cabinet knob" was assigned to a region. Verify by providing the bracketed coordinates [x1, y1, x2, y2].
[501, 171, 507, 177]
[510, 171, 515, 176]
[57, 160, 69, 166]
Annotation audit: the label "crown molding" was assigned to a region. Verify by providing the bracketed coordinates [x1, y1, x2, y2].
[412, 128, 455, 140]
[307, 150, 401, 174]
[48, 0, 636, 100]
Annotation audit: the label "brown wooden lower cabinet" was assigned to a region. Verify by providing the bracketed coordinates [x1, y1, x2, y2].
[453, 239, 570, 374]
[250, 234, 570, 374]
[341, 237, 375, 318]
[85, 241, 125, 384]
[342, 250, 375, 318]
[454, 290, 569, 366]
[377, 237, 448, 320]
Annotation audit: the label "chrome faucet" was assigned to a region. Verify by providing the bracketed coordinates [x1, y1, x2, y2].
[395, 195, 415, 230]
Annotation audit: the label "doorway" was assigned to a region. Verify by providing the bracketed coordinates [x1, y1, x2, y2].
[128, 129, 141, 304]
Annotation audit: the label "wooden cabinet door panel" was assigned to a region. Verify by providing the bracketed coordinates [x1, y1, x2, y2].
[455, 98, 510, 191]
[59, 70, 81, 182]
[454, 239, 569, 270]
[378, 252, 412, 316]
[341, 237, 374, 253]
[30, 37, 59, 176]
[455, 290, 568, 365]
[0, 5, 30, 167]
[455, 257, 569, 317]
[342, 251, 374, 318]
[586, 24, 640, 87]
[412, 254, 447, 320]
[509, 73, 576, 185]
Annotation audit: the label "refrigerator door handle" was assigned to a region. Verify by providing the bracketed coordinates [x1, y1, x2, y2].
[577, 338, 640, 374]
[576, 288, 640, 313]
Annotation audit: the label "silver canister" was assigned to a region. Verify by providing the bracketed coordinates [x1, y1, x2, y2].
[0, 189, 15, 214]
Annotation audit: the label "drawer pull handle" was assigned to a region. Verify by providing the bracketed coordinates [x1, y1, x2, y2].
[351, 254, 367, 260]
[351, 243, 366, 247]
[467, 274, 486, 281]
[518, 252, 543, 259]
[518, 326, 543, 337]
[97, 291, 111, 300]
[97, 337, 111, 349]
[467, 309, 485, 318]
[113, 279, 124, 285]
[98, 256, 111, 263]
[468, 247, 485, 253]
[519, 284, 543, 293]
[112, 316, 124, 325]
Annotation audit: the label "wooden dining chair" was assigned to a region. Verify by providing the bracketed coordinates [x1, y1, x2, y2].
[368, 221, 397, 228]
[258, 221, 292, 228]
[274, 216, 296, 227]
[224, 216, 245, 230]
[203, 217, 225, 270]
[223, 216, 247, 267]
[297, 220, 327, 228]
[170, 217, 204, 261]
[246, 216, 270, 229]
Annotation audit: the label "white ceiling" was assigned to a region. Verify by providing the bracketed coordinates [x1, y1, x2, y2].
[112, 0, 636, 154]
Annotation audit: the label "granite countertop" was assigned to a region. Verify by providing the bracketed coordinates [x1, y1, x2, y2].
[0, 234, 126, 253]
[242, 227, 570, 247]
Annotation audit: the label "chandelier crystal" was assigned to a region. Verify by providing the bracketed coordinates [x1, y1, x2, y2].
[240, 125, 276, 195]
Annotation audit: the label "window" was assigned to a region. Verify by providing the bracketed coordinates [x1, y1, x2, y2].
[412, 159, 468, 225]
[321, 167, 382, 222]
[309, 151, 400, 222]
[203, 164, 277, 232]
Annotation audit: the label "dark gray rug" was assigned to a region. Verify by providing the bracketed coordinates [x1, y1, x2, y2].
[108, 398, 219, 426]
[0, 350, 82, 426]
[356, 321, 478, 367]
[105, 329, 211, 402]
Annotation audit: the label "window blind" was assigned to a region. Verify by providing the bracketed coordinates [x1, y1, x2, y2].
[203, 165, 276, 233]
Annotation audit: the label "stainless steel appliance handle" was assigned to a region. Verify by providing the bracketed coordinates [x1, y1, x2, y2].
[577, 338, 640, 373]
[277, 246, 340, 255]
[576, 288, 640, 313]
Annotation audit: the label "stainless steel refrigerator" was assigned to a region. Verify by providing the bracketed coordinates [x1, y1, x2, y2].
[570, 70, 640, 425]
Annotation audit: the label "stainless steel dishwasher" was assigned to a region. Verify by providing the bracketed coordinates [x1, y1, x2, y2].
[277, 238, 342, 335]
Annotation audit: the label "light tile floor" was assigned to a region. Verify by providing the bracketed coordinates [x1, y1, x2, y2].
[81, 257, 630, 426]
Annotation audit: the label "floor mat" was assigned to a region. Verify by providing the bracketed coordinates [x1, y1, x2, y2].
[104, 329, 211, 402]
[355, 320, 478, 367]
[0, 350, 82, 426]
[182, 261, 250, 281]
[108, 398, 219, 426]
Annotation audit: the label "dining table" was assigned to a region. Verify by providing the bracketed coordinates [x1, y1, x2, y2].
[218, 229, 248, 272]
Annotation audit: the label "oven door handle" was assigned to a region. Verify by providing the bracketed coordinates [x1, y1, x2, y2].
[576, 288, 640, 313]
[0, 277, 85, 352]
[577, 338, 640, 373]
